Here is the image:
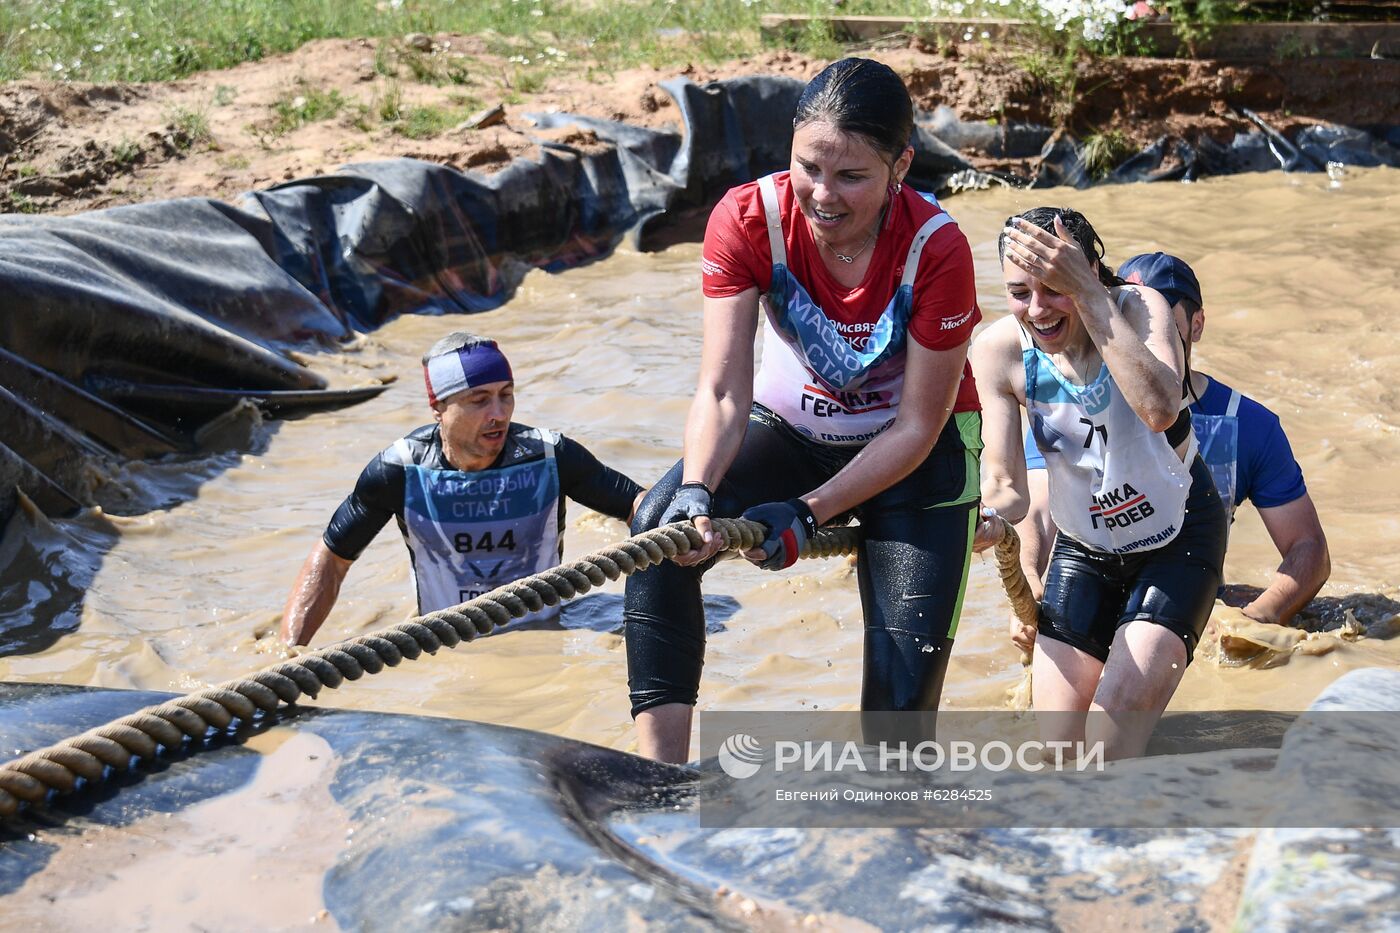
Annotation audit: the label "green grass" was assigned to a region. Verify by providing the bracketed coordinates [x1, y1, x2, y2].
[398, 42, 471, 86]
[5, 193, 42, 213]
[0, 0, 974, 84]
[112, 137, 142, 164]
[510, 66, 546, 95]
[266, 82, 348, 136]
[394, 104, 467, 139]
[377, 82, 404, 123]
[164, 104, 212, 148]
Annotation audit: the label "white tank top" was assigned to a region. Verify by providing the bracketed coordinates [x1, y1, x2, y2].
[1022, 291, 1197, 554]
[751, 174, 955, 446]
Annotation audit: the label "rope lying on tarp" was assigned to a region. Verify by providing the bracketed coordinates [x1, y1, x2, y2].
[0, 516, 1035, 820]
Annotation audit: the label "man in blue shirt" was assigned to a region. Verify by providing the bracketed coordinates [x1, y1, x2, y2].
[1014, 252, 1330, 641]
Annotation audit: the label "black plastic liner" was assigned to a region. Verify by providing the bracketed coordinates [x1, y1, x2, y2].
[1029, 109, 1400, 188]
[2, 73, 1398, 534]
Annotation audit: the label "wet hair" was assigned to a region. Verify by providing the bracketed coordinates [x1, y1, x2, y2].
[996, 207, 1124, 288]
[422, 331, 492, 366]
[792, 58, 914, 166]
[1179, 297, 1202, 319]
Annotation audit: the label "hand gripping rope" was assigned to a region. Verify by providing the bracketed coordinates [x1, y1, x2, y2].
[989, 516, 1041, 662]
[988, 516, 1042, 710]
[0, 517, 1035, 820]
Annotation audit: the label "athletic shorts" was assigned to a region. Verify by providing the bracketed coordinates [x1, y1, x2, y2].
[1037, 455, 1228, 664]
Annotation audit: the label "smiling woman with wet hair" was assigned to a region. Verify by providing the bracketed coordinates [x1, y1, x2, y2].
[791, 56, 914, 164]
[971, 207, 1229, 760]
[623, 57, 983, 763]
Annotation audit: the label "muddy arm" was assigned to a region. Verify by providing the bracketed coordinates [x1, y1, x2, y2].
[280, 540, 354, 646]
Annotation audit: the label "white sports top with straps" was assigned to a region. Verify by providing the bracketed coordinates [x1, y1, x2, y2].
[751, 173, 956, 446]
[1022, 288, 1198, 555]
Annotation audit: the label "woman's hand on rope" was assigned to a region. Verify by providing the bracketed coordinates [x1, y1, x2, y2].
[740, 499, 818, 570]
[1009, 614, 1037, 656]
[972, 506, 1004, 554]
[1002, 215, 1102, 304]
[661, 482, 722, 566]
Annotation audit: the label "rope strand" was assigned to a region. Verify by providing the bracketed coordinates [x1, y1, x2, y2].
[0, 517, 1033, 819]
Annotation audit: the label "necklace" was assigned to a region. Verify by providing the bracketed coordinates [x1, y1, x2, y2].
[826, 229, 876, 264]
[821, 204, 887, 264]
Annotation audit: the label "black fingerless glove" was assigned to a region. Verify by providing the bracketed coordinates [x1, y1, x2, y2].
[659, 481, 712, 525]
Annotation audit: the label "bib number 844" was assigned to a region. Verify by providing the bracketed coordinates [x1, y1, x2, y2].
[453, 530, 517, 554]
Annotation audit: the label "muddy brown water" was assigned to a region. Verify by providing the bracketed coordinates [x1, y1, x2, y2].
[5, 167, 1400, 743]
[2, 169, 1399, 928]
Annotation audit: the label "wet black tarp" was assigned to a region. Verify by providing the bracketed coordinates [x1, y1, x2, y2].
[2, 673, 1399, 929]
[2, 74, 1398, 535]
[0, 75, 969, 533]
[1027, 108, 1400, 188]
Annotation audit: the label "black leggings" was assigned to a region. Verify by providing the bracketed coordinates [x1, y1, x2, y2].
[624, 405, 980, 718]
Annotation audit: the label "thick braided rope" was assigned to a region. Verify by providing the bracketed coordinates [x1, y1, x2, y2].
[0, 517, 862, 820]
[0, 517, 1037, 817]
[988, 516, 1041, 710]
[990, 518, 1040, 665]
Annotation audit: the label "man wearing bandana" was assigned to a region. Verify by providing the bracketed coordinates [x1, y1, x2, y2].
[279, 332, 644, 646]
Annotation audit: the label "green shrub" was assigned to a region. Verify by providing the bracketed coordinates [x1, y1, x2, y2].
[1080, 128, 1131, 179]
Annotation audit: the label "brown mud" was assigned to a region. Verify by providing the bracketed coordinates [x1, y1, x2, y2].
[2, 37, 1398, 214]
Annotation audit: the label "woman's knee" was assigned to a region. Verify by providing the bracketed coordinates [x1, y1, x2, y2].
[631, 466, 683, 534]
[861, 631, 953, 711]
[624, 611, 705, 715]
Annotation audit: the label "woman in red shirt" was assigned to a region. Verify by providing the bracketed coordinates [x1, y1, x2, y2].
[624, 58, 983, 762]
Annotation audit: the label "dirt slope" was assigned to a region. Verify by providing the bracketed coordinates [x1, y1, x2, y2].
[1, 36, 1397, 215]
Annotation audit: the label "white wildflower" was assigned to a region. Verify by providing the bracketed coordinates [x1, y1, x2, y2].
[1022, 0, 1128, 41]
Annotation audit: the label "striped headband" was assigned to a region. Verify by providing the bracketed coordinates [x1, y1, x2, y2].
[423, 341, 513, 406]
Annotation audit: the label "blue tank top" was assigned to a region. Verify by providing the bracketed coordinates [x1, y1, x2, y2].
[396, 431, 561, 619]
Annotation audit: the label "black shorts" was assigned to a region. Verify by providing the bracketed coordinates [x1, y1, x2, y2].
[623, 404, 982, 717]
[1037, 455, 1228, 664]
